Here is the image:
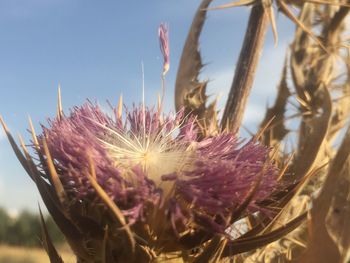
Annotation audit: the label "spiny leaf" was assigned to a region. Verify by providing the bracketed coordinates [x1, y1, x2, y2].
[259, 55, 290, 147]
[298, 126, 350, 262]
[0, 115, 35, 181]
[222, 212, 307, 257]
[325, 161, 350, 263]
[4, 122, 88, 259]
[175, 0, 212, 112]
[288, 86, 332, 181]
[39, 205, 64, 263]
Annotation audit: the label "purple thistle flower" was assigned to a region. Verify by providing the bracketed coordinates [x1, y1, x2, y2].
[159, 23, 170, 76]
[35, 102, 279, 236]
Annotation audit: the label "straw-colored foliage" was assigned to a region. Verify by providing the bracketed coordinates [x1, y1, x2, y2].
[176, 0, 350, 262]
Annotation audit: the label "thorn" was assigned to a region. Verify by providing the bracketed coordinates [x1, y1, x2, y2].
[261, 0, 279, 47]
[0, 115, 9, 133]
[277, 152, 294, 181]
[28, 116, 40, 150]
[157, 94, 162, 113]
[117, 94, 123, 119]
[18, 134, 29, 157]
[255, 116, 276, 141]
[270, 142, 281, 160]
[57, 83, 63, 121]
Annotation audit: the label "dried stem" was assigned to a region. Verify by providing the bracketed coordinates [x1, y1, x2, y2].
[221, 3, 268, 132]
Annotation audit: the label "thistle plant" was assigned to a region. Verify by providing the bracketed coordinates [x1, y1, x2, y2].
[0, 89, 305, 262]
[2, 0, 350, 263]
[1, 22, 304, 263]
[0, 67, 305, 262]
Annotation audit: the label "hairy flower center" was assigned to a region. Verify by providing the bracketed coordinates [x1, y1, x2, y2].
[99, 125, 193, 188]
[140, 146, 190, 183]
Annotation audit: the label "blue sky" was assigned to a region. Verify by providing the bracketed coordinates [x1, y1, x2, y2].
[0, 0, 295, 214]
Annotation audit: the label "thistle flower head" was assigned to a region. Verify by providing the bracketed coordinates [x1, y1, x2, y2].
[0, 17, 312, 262]
[37, 102, 279, 236]
[0, 97, 294, 262]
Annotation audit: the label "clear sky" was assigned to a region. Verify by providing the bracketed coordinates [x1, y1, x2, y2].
[0, 0, 295, 214]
